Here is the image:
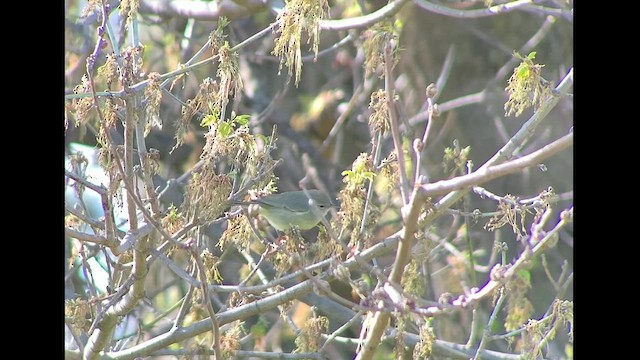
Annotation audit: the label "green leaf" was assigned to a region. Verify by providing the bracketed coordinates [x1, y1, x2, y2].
[517, 65, 531, 79]
[362, 171, 376, 181]
[251, 321, 267, 338]
[200, 114, 218, 127]
[517, 269, 531, 282]
[217, 16, 230, 32]
[219, 121, 233, 137]
[234, 114, 250, 126]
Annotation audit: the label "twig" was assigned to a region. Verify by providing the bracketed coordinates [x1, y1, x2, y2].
[173, 270, 197, 329]
[134, 115, 161, 216]
[437, 91, 486, 114]
[84, 224, 506, 359]
[320, 310, 365, 351]
[434, 45, 456, 104]
[86, 275, 136, 335]
[471, 287, 506, 359]
[65, 228, 111, 247]
[461, 206, 572, 306]
[82, 19, 154, 357]
[356, 131, 384, 252]
[123, 96, 139, 231]
[556, 272, 573, 301]
[78, 247, 100, 306]
[418, 132, 572, 198]
[66, 23, 276, 100]
[237, 247, 272, 288]
[254, 32, 355, 64]
[413, 84, 438, 185]
[65, 205, 109, 231]
[413, 0, 568, 19]
[231, 350, 325, 359]
[406, 45, 455, 126]
[319, 83, 364, 153]
[64, 170, 108, 195]
[65, 168, 117, 246]
[356, 67, 573, 360]
[409, 91, 486, 126]
[65, 318, 85, 354]
[190, 245, 221, 358]
[490, 15, 557, 86]
[384, 41, 410, 204]
[138, 0, 267, 21]
[319, 0, 410, 31]
[152, 249, 200, 287]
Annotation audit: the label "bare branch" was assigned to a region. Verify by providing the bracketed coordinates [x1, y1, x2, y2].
[418, 132, 572, 198]
[384, 41, 410, 204]
[139, 0, 266, 20]
[413, 0, 572, 21]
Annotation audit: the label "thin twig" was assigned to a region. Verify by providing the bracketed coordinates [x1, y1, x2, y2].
[413, 84, 438, 185]
[65, 205, 108, 231]
[65, 228, 111, 247]
[319, 0, 410, 31]
[254, 32, 355, 64]
[123, 96, 139, 231]
[320, 310, 365, 351]
[152, 249, 200, 287]
[66, 23, 277, 100]
[356, 66, 573, 360]
[138, 0, 267, 21]
[238, 247, 272, 288]
[413, 0, 570, 20]
[135, 115, 161, 216]
[231, 350, 325, 359]
[65, 318, 85, 354]
[319, 83, 364, 153]
[356, 131, 384, 252]
[471, 287, 506, 359]
[462, 206, 572, 306]
[418, 132, 572, 198]
[490, 15, 557, 86]
[384, 42, 410, 204]
[408, 91, 486, 126]
[64, 170, 107, 195]
[173, 269, 197, 329]
[191, 246, 221, 358]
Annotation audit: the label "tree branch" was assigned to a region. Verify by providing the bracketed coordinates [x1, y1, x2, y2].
[418, 132, 572, 198]
[139, 0, 266, 20]
[413, 0, 572, 21]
